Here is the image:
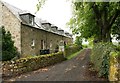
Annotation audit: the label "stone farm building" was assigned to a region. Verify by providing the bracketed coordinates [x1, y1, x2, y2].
[0, 1, 73, 57]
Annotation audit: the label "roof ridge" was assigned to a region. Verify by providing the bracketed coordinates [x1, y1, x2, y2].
[1, 0, 23, 12]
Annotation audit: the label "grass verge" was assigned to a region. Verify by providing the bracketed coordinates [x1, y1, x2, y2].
[66, 49, 83, 60]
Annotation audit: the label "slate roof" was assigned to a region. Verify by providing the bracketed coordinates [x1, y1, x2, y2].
[1, 1, 72, 38]
[1, 1, 23, 22]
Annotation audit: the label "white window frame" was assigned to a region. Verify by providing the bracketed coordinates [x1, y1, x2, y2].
[31, 39, 35, 47]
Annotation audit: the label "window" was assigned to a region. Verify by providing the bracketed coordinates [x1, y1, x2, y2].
[49, 40, 52, 48]
[41, 40, 45, 49]
[31, 39, 35, 48]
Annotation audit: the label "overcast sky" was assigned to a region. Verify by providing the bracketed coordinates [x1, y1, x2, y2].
[3, 0, 72, 33]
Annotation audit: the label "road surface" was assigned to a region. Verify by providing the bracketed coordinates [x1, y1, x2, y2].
[4, 49, 107, 81]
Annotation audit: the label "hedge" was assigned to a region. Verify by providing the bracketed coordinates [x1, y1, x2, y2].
[2, 52, 66, 77]
[64, 45, 82, 57]
[91, 42, 116, 78]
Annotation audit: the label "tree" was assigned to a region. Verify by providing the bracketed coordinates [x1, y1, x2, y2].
[0, 26, 19, 61]
[35, 0, 46, 13]
[68, 2, 120, 42]
[111, 16, 120, 40]
[75, 36, 82, 46]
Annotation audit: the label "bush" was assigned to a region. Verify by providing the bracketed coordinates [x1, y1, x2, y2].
[91, 42, 116, 78]
[74, 36, 82, 46]
[1, 26, 19, 61]
[116, 45, 120, 51]
[64, 45, 82, 57]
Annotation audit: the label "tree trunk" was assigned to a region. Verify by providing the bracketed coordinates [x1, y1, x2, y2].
[101, 25, 111, 42]
[92, 3, 119, 42]
[106, 29, 112, 42]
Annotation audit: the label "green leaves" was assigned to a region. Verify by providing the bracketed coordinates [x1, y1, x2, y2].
[91, 42, 116, 78]
[68, 2, 98, 39]
[1, 26, 19, 61]
[35, 0, 46, 13]
[111, 15, 120, 40]
[75, 36, 82, 46]
[64, 45, 82, 57]
[68, 2, 120, 42]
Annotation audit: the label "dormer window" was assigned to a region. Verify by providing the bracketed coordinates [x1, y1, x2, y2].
[58, 29, 64, 34]
[51, 25, 58, 31]
[41, 20, 51, 30]
[20, 13, 35, 26]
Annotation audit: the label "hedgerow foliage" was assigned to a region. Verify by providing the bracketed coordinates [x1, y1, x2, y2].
[64, 45, 82, 57]
[91, 42, 116, 78]
[1, 26, 19, 61]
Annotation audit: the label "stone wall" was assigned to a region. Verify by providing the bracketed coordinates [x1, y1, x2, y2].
[21, 24, 72, 57]
[0, 2, 3, 26]
[2, 52, 66, 77]
[109, 52, 120, 81]
[1, 2, 21, 53]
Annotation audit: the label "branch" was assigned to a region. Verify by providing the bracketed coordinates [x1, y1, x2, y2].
[109, 10, 120, 27]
